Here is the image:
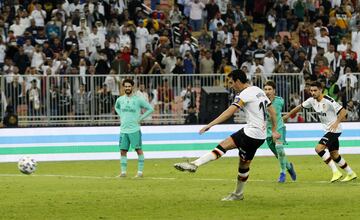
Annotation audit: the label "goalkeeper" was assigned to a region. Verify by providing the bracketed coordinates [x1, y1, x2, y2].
[264, 81, 297, 182]
[114, 79, 154, 178]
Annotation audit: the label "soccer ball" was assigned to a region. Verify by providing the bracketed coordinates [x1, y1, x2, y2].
[18, 156, 37, 175]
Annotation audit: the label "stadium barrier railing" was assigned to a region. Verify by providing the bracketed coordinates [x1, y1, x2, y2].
[0, 73, 359, 127]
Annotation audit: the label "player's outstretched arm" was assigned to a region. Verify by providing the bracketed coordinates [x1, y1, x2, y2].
[283, 104, 302, 122]
[199, 105, 238, 134]
[267, 105, 281, 140]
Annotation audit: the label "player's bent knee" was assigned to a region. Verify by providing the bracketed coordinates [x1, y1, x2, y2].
[315, 144, 326, 153]
[219, 137, 237, 150]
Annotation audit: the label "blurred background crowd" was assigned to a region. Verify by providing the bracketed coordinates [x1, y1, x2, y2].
[0, 0, 359, 127]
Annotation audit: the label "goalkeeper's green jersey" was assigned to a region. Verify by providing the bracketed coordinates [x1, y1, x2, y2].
[266, 96, 285, 137]
[114, 94, 154, 134]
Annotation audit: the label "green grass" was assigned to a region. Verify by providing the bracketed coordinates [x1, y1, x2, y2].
[0, 155, 359, 220]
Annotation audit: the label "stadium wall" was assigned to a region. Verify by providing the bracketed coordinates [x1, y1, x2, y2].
[0, 123, 359, 162]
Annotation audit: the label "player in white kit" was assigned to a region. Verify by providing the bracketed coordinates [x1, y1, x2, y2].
[283, 81, 357, 182]
[174, 70, 281, 201]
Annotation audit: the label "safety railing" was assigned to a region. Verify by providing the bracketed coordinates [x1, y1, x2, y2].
[0, 73, 359, 127]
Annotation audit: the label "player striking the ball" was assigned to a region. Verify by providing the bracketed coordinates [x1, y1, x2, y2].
[283, 81, 357, 182]
[174, 70, 280, 201]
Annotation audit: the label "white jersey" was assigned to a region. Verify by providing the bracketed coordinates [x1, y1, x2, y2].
[302, 95, 344, 133]
[232, 86, 271, 139]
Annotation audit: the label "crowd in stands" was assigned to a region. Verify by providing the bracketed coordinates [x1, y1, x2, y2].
[0, 0, 359, 125]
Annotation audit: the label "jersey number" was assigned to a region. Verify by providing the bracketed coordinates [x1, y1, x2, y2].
[259, 100, 269, 120]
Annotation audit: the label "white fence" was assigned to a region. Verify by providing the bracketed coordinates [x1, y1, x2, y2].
[0, 73, 359, 126]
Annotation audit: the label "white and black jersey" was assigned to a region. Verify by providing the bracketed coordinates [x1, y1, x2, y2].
[302, 95, 344, 133]
[232, 86, 271, 139]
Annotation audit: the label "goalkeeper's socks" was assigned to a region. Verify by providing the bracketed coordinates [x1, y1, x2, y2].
[317, 150, 338, 173]
[275, 144, 288, 173]
[138, 154, 144, 173]
[121, 156, 127, 174]
[334, 155, 354, 174]
[234, 167, 250, 195]
[193, 145, 226, 167]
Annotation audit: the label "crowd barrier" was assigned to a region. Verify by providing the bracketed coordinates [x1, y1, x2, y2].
[0, 73, 359, 126]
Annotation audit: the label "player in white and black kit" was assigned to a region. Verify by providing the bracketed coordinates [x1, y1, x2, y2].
[174, 70, 281, 201]
[284, 81, 357, 182]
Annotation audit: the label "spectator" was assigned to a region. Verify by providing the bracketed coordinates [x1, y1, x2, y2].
[169, 5, 183, 26]
[199, 50, 214, 74]
[157, 79, 174, 113]
[172, 56, 185, 74]
[265, 9, 277, 39]
[161, 49, 177, 74]
[205, 0, 220, 25]
[5, 75, 23, 111]
[180, 84, 196, 114]
[2, 105, 18, 128]
[0, 36, 6, 70]
[187, 0, 205, 31]
[324, 75, 341, 102]
[324, 44, 336, 65]
[226, 38, 241, 69]
[104, 69, 121, 98]
[198, 27, 212, 49]
[130, 48, 141, 68]
[88, 26, 106, 53]
[346, 100, 359, 121]
[58, 85, 72, 116]
[149, 61, 164, 75]
[135, 20, 149, 57]
[183, 50, 196, 74]
[316, 28, 330, 52]
[179, 37, 196, 58]
[185, 105, 198, 124]
[10, 16, 25, 37]
[31, 3, 47, 27]
[98, 83, 114, 115]
[26, 79, 41, 116]
[263, 51, 276, 77]
[73, 84, 90, 117]
[275, 0, 290, 32]
[338, 68, 358, 106]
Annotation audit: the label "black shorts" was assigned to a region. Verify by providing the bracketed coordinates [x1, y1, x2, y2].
[230, 128, 265, 161]
[319, 132, 341, 151]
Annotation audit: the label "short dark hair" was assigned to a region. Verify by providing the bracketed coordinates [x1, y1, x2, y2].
[310, 81, 323, 89]
[264, 80, 276, 89]
[228, 69, 247, 83]
[122, 78, 134, 86]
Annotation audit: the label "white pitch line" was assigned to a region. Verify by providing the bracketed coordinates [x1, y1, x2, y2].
[0, 174, 358, 185]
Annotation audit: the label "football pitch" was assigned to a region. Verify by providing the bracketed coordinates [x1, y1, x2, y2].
[0, 155, 359, 220]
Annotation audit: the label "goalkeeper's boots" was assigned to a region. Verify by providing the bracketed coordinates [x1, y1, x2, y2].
[287, 162, 297, 181]
[330, 171, 343, 183]
[340, 172, 357, 182]
[174, 162, 197, 172]
[221, 193, 244, 201]
[278, 172, 286, 183]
